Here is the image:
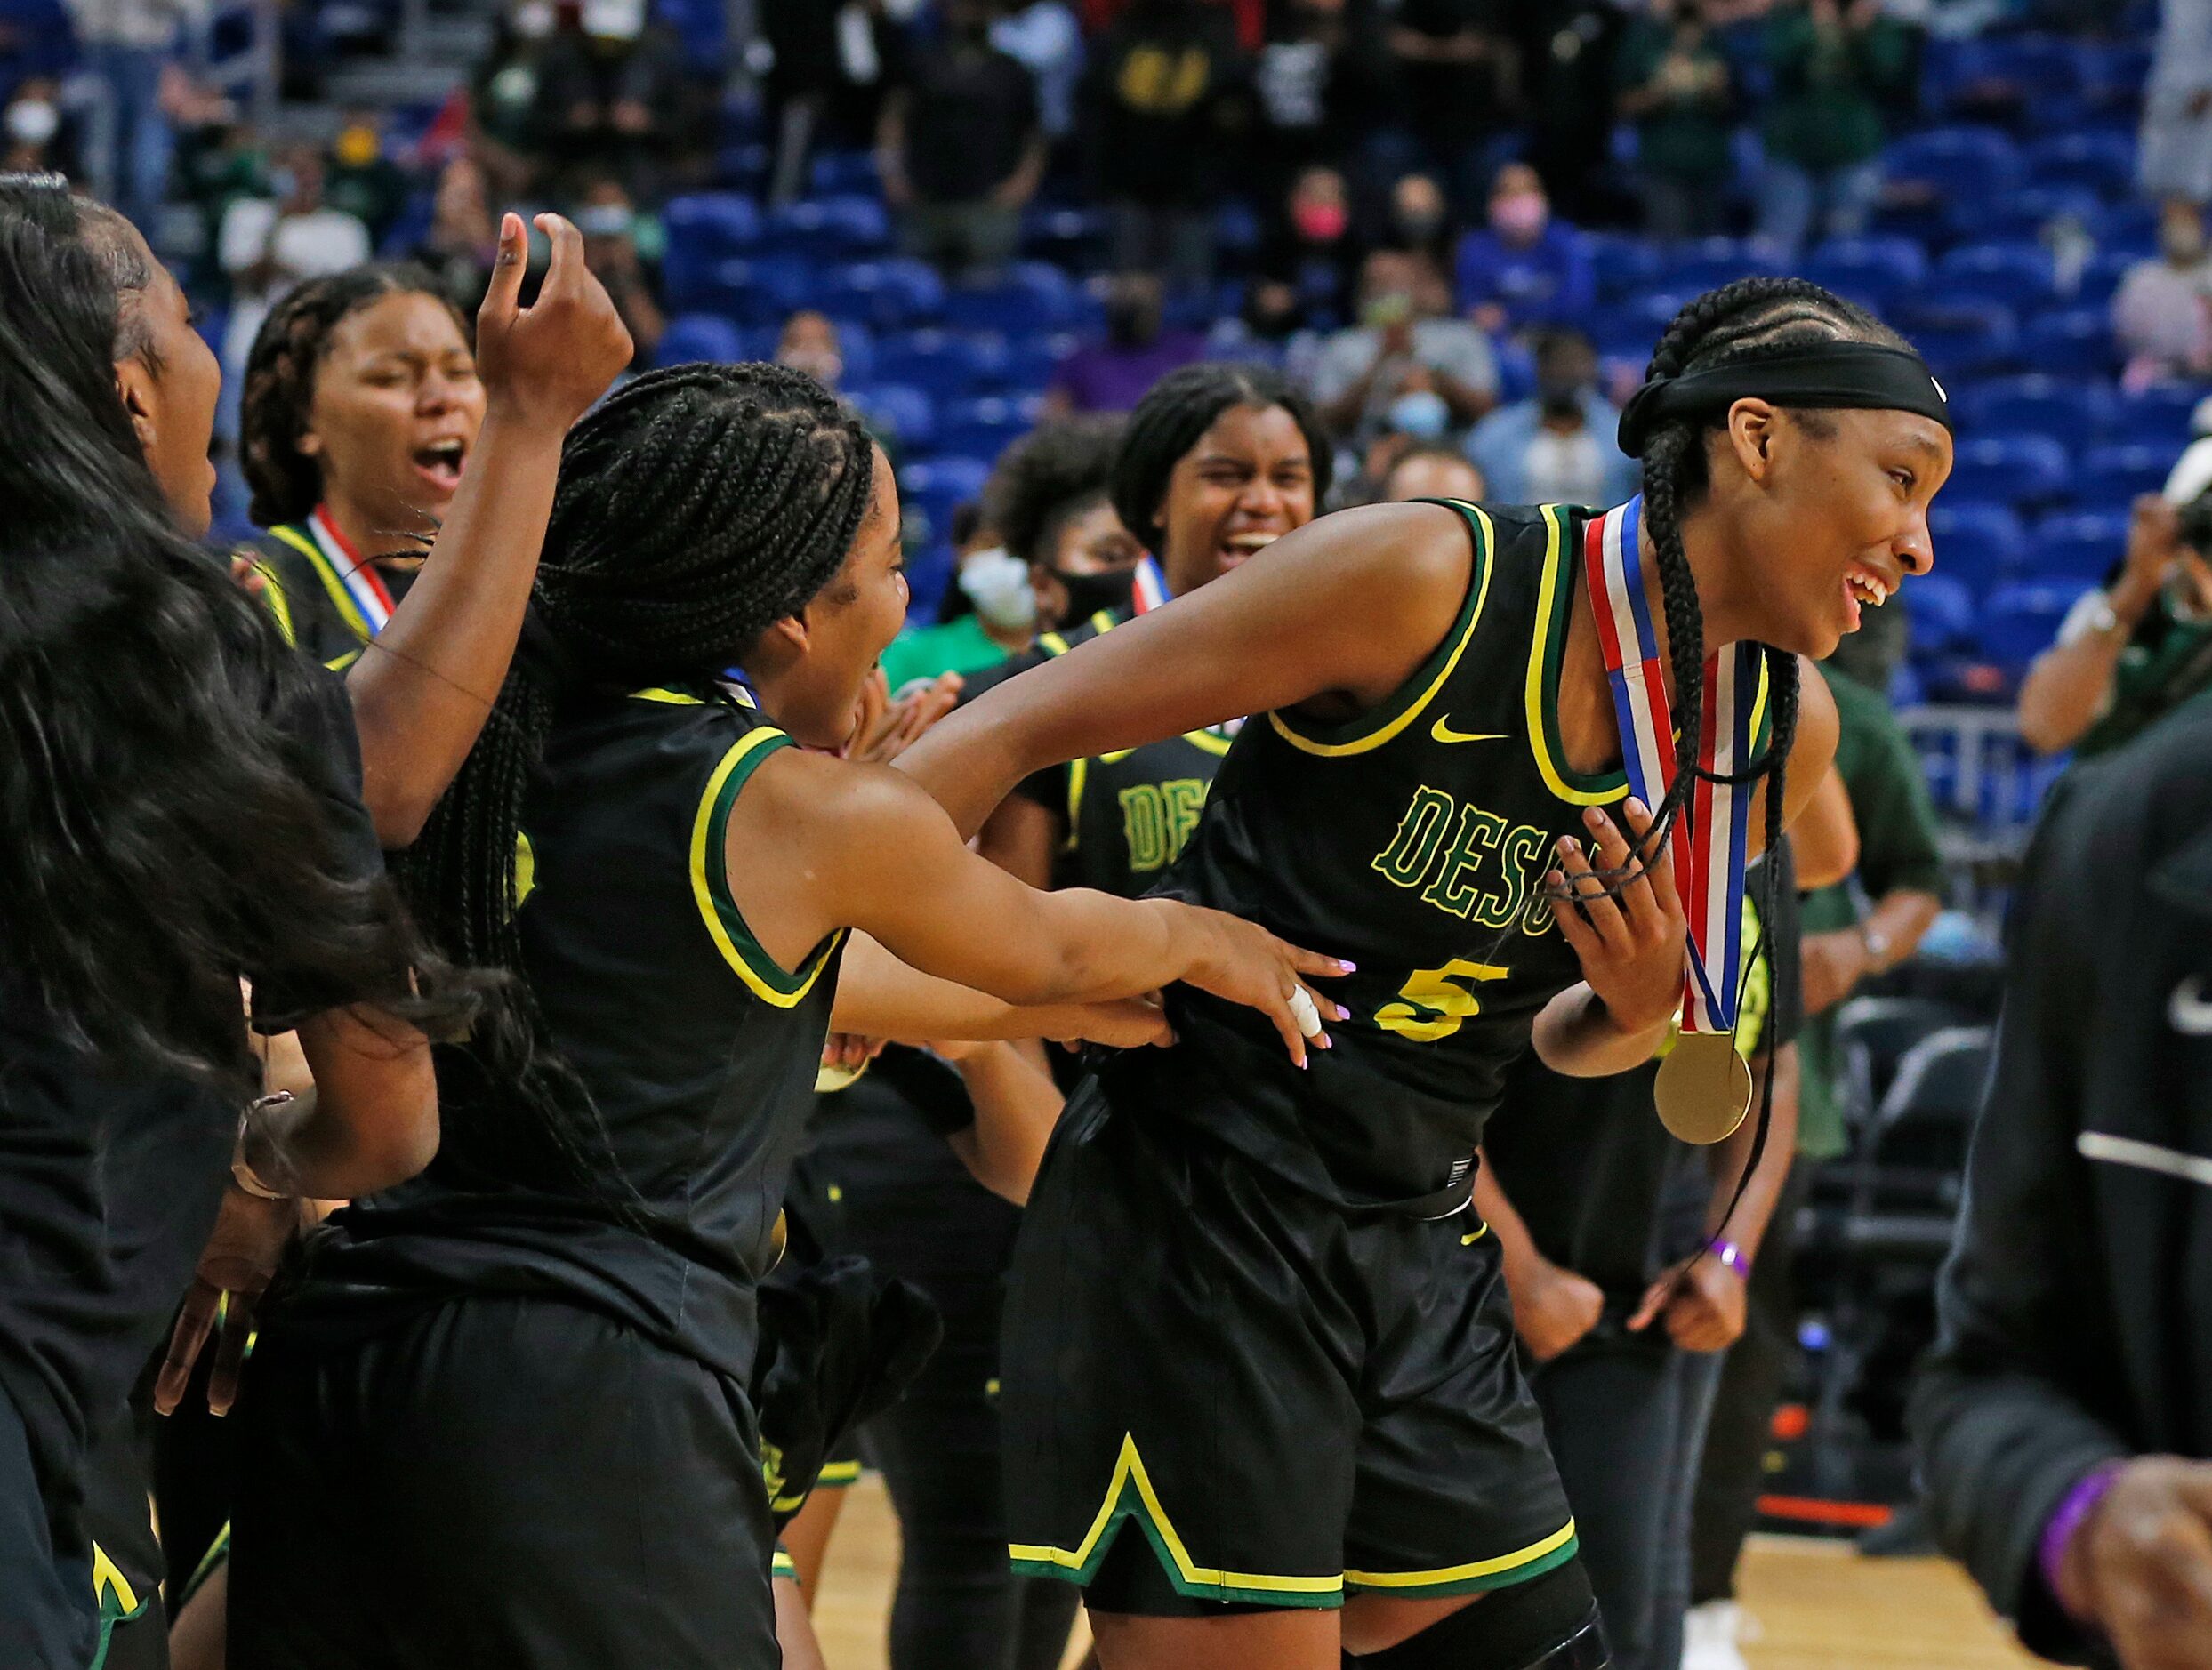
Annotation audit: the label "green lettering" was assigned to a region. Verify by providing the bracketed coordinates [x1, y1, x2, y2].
[1471, 822, 1540, 930]
[1420, 805, 1506, 919]
[1371, 785, 1454, 890]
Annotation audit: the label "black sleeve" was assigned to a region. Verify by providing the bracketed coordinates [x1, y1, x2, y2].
[1908, 767, 2132, 1664]
[249, 667, 395, 1035]
[1755, 840, 1802, 1055]
[955, 643, 1072, 815]
[872, 1047, 977, 1137]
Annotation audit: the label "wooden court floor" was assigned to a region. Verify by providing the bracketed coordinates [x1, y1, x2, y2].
[810, 1474, 2044, 1670]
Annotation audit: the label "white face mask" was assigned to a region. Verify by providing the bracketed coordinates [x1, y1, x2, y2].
[956, 547, 1038, 633]
[6, 100, 58, 147]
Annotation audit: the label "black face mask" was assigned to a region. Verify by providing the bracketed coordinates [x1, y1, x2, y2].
[1048, 565, 1137, 623]
[1538, 379, 1588, 422]
[1106, 301, 1158, 347]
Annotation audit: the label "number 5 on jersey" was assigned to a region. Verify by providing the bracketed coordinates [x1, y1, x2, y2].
[1375, 959, 1510, 1042]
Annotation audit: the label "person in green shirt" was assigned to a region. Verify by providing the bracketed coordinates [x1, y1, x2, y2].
[2018, 492, 2212, 763]
[878, 418, 1139, 693]
[1755, 0, 1916, 256]
[1617, 0, 1738, 245]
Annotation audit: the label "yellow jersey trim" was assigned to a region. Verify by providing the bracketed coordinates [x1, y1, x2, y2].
[688, 729, 844, 1008]
[1065, 754, 1090, 848]
[1344, 1520, 1580, 1592]
[631, 686, 706, 705]
[250, 559, 296, 646]
[269, 523, 373, 644]
[1525, 506, 1629, 807]
[1267, 502, 1493, 759]
[772, 1548, 800, 1583]
[1008, 1433, 1343, 1606]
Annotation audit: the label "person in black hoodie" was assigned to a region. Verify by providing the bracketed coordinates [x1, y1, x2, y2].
[1913, 693, 2212, 1670]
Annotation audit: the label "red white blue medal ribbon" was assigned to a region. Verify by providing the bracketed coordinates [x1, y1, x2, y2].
[1582, 496, 1758, 1040]
[310, 506, 394, 637]
[1130, 555, 1170, 615]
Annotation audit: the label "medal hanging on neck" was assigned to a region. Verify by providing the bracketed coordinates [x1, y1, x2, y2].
[1130, 555, 1170, 615]
[310, 505, 394, 637]
[1583, 496, 1758, 1145]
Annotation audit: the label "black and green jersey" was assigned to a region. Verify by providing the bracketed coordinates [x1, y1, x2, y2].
[284, 682, 846, 1379]
[243, 517, 415, 671]
[1126, 499, 1766, 1208]
[1016, 611, 1236, 899]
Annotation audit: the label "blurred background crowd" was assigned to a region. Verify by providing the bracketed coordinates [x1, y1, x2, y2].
[12, 0, 2211, 1653]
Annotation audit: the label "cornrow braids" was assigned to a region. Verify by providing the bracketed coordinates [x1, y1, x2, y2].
[1112, 362, 1333, 554]
[397, 361, 877, 1196]
[1629, 277, 1894, 1262]
[239, 261, 468, 529]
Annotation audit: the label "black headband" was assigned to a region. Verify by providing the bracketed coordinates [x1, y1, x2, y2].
[1616, 343, 1951, 459]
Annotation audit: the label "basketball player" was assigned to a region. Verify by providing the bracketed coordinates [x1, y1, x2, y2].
[898, 279, 1954, 1669]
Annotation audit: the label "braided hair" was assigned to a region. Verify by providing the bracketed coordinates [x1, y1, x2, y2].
[398, 361, 876, 1191]
[239, 261, 470, 529]
[1630, 277, 1907, 1248]
[1634, 277, 1904, 883]
[1111, 362, 1332, 555]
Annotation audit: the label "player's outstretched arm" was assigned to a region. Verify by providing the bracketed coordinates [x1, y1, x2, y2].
[733, 751, 1351, 1066]
[896, 501, 1477, 839]
[830, 932, 1170, 1050]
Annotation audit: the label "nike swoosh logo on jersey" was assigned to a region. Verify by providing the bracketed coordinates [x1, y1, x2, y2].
[2171, 975, 2212, 1035]
[1431, 717, 1510, 745]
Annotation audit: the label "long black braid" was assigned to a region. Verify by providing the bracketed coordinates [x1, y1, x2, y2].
[398, 362, 876, 1194]
[1615, 279, 1913, 1262]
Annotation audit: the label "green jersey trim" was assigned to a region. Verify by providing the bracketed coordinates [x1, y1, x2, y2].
[1008, 1433, 1345, 1608]
[268, 521, 374, 663]
[1267, 499, 1493, 759]
[689, 727, 845, 1007]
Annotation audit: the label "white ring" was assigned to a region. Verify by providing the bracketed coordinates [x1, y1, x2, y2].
[1288, 985, 1323, 1040]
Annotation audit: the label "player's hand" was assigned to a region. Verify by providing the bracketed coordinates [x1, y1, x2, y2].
[846, 670, 963, 765]
[1510, 1257, 1605, 1362]
[1629, 1253, 1747, 1353]
[154, 1184, 309, 1417]
[1159, 903, 1354, 1070]
[2059, 1457, 2212, 1670]
[2115, 495, 2184, 623]
[1548, 797, 1687, 1040]
[1798, 927, 1871, 1018]
[821, 1033, 886, 1077]
[475, 211, 632, 434]
[1045, 994, 1174, 1052]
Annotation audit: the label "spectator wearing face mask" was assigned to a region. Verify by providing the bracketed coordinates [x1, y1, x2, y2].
[2115, 199, 2212, 388]
[1311, 247, 1498, 446]
[574, 174, 664, 368]
[1379, 169, 1456, 271]
[878, 0, 1048, 279]
[1755, 0, 1915, 257]
[1616, 0, 1737, 244]
[1464, 327, 1636, 509]
[324, 108, 409, 247]
[1251, 164, 1363, 335]
[1453, 161, 1596, 336]
[1045, 271, 1208, 414]
[1, 77, 76, 177]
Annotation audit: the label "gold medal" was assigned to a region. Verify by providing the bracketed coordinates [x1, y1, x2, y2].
[1653, 1032, 1752, 1145]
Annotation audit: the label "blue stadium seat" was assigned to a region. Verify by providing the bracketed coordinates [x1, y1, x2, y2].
[1978, 580, 2095, 670]
[1929, 500, 2027, 593]
[845, 382, 938, 454]
[874, 330, 1008, 398]
[940, 264, 1084, 333]
[1661, 237, 1781, 294]
[1586, 234, 1667, 304]
[1944, 436, 2071, 513]
[1960, 375, 2111, 446]
[655, 313, 744, 369]
[2023, 132, 2137, 197]
[997, 335, 1066, 395]
[2091, 198, 2160, 257]
[1946, 185, 2102, 245]
[1214, 200, 1264, 262]
[820, 194, 892, 255]
[2078, 442, 2175, 507]
[2021, 309, 2119, 379]
[1883, 126, 2023, 204]
[937, 395, 1044, 462]
[874, 258, 947, 326]
[2029, 511, 2128, 584]
[821, 320, 875, 383]
[897, 455, 994, 555]
[662, 193, 763, 308]
[1803, 236, 1927, 311]
[1894, 302, 2020, 381]
[1906, 574, 1976, 654]
[809, 149, 881, 197]
[2071, 247, 2141, 309]
[1935, 243, 2057, 310]
[2105, 384, 2203, 448]
[2080, 43, 2153, 118]
[1021, 205, 1108, 269]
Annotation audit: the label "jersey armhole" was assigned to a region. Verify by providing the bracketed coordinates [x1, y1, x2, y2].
[689, 728, 847, 1008]
[1266, 499, 1493, 759]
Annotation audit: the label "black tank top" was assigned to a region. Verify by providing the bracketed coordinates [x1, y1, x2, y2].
[1119, 500, 1770, 1208]
[283, 682, 846, 1377]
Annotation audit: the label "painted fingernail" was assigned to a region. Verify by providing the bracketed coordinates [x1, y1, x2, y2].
[1338, 959, 1358, 973]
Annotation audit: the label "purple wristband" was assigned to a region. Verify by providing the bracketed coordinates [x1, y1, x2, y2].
[2039, 1461, 2125, 1619]
[1707, 1238, 1750, 1280]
